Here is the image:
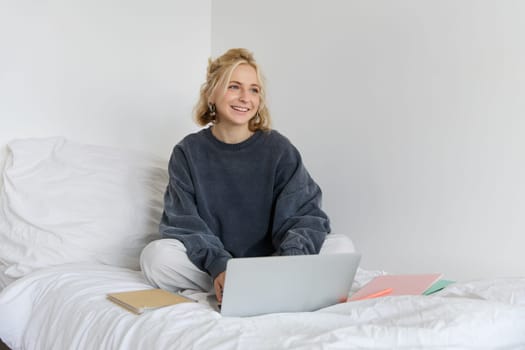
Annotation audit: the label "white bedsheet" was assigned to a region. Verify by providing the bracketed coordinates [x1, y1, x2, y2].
[1, 264, 524, 350]
[0, 264, 14, 291]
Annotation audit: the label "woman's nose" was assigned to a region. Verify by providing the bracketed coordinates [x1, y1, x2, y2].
[238, 89, 248, 102]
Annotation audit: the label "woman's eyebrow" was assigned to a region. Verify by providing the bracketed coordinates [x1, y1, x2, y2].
[229, 80, 260, 88]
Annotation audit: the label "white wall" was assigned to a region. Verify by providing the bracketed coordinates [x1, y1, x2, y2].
[212, 0, 525, 280]
[0, 0, 211, 173]
[1, 0, 523, 281]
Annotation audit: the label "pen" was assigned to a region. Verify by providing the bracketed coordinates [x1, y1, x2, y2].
[354, 288, 393, 301]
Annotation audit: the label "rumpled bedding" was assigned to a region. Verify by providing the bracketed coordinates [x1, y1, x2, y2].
[1, 264, 524, 350]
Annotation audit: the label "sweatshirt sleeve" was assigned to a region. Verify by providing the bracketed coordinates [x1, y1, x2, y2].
[159, 146, 232, 280]
[271, 143, 331, 256]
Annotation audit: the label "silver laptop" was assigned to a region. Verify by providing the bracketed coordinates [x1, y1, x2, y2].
[220, 253, 361, 317]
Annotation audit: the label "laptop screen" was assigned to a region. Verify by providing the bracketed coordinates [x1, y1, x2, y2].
[220, 253, 361, 317]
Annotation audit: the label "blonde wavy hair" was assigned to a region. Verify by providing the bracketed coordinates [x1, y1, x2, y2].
[194, 48, 271, 132]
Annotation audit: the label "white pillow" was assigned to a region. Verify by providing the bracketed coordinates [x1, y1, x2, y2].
[0, 137, 168, 278]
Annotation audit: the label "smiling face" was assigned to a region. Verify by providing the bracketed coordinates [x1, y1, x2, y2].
[212, 63, 261, 130]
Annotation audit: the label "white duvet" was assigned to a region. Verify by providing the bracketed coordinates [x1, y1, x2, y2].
[1, 264, 525, 350]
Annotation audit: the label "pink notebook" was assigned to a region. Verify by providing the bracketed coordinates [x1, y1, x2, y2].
[349, 273, 443, 301]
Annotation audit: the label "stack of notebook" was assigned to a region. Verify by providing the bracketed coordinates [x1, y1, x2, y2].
[349, 273, 455, 301]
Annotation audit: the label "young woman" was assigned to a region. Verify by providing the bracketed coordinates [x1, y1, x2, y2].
[141, 48, 354, 303]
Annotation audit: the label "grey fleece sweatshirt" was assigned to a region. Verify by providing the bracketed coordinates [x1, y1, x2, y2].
[159, 127, 330, 280]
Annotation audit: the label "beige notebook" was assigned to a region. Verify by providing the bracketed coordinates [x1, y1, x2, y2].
[107, 288, 194, 314]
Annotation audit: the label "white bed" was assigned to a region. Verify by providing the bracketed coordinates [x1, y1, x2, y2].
[1, 137, 525, 350]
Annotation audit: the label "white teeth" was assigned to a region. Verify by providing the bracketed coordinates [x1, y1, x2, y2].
[232, 106, 249, 112]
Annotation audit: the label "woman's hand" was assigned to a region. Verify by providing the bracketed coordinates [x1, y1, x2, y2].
[214, 271, 226, 304]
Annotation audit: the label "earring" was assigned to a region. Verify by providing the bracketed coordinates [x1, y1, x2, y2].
[254, 111, 261, 123]
[208, 102, 216, 119]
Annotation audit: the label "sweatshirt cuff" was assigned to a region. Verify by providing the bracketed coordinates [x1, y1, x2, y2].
[208, 256, 231, 281]
[280, 247, 305, 256]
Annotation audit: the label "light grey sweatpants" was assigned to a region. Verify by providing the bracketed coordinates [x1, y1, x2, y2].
[140, 233, 356, 293]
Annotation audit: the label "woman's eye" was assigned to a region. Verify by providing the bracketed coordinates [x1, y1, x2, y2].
[250, 87, 260, 94]
[228, 85, 239, 90]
